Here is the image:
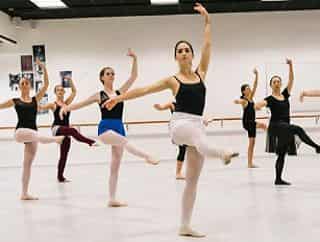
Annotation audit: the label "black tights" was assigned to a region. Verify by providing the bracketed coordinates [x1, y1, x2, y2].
[273, 123, 320, 181]
[177, 145, 187, 161]
[275, 152, 286, 181]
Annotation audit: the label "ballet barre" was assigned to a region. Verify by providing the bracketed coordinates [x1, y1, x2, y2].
[0, 114, 319, 131]
[211, 114, 320, 127]
[0, 121, 169, 131]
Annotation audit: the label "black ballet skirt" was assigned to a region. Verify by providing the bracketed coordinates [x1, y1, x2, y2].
[264, 88, 301, 155]
[265, 122, 302, 155]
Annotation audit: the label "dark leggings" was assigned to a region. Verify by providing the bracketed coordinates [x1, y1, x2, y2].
[272, 123, 320, 181]
[56, 126, 95, 181]
[177, 145, 187, 162]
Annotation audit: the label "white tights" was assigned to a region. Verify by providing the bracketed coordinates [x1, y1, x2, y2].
[170, 113, 233, 228]
[98, 130, 154, 202]
[14, 128, 62, 197]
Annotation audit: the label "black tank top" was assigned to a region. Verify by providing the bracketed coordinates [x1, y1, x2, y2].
[99, 90, 124, 120]
[242, 97, 256, 126]
[13, 97, 38, 130]
[53, 102, 70, 127]
[174, 72, 206, 116]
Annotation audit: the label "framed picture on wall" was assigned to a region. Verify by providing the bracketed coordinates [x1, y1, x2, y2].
[32, 45, 46, 62]
[21, 55, 33, 72]
[60, 71, 72, 88]
[32, 45, 46, 74]
[9, 73, 20, 91]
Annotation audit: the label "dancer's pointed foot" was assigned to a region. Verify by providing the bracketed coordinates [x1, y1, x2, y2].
[90, 140, 101, 147]
[222, 152, 239, 165]
[145, 156, 159, 165]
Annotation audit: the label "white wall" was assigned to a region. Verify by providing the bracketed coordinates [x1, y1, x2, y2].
[1, 10, 320, 166]
[0, 10, 320, 126]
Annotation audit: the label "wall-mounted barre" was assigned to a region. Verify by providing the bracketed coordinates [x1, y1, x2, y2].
[0, 114, 319, 131]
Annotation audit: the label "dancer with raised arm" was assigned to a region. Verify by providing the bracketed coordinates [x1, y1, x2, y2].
[0, 59, 64, 200]
[60, 49, 158, 207]
[255, 59, 320, 185]
[234, 68, 267, 168]
[105, 3, 238, 237]
[39, 77, 97, 183]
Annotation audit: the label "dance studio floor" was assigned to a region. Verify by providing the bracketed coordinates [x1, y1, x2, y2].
[1, 154, 319, 242]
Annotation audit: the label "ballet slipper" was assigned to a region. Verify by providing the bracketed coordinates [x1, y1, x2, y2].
[145, 156, 159, 165]
[179, 226, 206, 238]
[58, 177, 71, 183]
[274, 179, 291, 186]
[176, 173, 186, 180]
[222, 152, 239, 165]
[90, 141, 100, 147]
[21, 194, 39, 200]
[108, 200, 128, 207]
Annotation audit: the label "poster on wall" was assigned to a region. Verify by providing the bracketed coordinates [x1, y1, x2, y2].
[32, 45, 46, 74]
[38, 93, 49, 115]
[9, 73, 20, 91]
[60, 71, 72, 88]
[32, 45, 46, 62]
[32, 44, 49, 115]
[21, 55, 33, 72]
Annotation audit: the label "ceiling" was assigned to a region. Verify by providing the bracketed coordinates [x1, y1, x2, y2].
[1, 0, 320, 20]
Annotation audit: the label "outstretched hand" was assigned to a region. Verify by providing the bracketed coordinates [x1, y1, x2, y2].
[299, 91, 305, 103]
[153, 104, 162, 110]
[127, 48, 137, 59]
[194, 2, 208, 17]
[203, 117, 213, 126]
[103, 97, 118, 110]
[64, 75, 72, 81]
[35, 57, 45, 68]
